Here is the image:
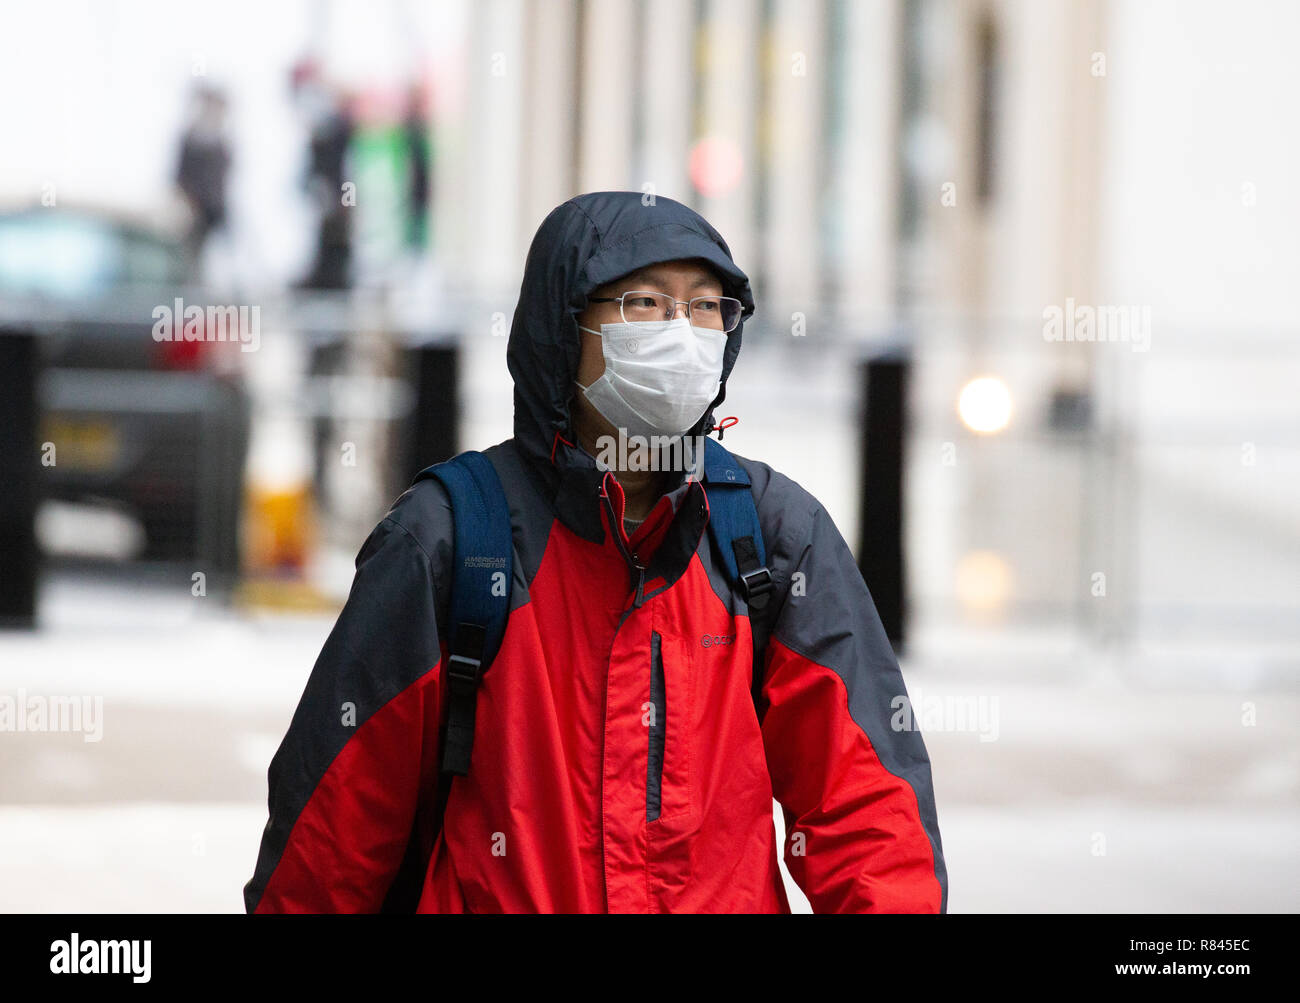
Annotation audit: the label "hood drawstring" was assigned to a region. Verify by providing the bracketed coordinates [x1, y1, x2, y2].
[710, 416, 739, 440]
[551, 429, 575, 464]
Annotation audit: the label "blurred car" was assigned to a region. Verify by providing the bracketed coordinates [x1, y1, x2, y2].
[0, 204, 250, 577]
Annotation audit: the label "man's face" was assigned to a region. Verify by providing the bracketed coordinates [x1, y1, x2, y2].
[571, 258, 726, 440]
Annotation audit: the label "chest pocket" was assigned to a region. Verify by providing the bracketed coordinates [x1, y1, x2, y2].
[647, 630, 696, 826]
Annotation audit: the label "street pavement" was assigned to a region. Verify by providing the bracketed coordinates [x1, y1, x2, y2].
[1, 570, 1294, 913]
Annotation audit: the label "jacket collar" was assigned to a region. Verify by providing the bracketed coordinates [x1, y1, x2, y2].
[543, 434, 694, 546]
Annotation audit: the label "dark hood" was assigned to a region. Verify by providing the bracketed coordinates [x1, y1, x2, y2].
[505, 191, 755, 541]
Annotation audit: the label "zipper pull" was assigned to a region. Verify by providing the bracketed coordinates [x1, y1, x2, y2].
[632, 563, 647, 607]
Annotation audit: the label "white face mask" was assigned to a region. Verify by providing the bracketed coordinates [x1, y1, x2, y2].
[574, 316, 728, 439]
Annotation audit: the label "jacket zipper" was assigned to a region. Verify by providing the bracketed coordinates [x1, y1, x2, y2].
[600, 485, 647, 606]
[647, 630, 666, 823]
[597, 481, 650, 904]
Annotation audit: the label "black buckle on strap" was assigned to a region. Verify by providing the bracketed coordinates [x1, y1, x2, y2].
[446, 651, 483, 691]
[739, 566, 774, 600]
[446, 621, 487, 693]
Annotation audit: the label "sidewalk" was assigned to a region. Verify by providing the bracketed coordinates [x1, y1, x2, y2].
[1, 574, 1295, 912]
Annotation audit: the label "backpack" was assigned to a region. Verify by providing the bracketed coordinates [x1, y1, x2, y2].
[379, 438, 775, 911]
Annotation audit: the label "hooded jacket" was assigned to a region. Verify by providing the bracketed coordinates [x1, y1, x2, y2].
[244, 191, 948, 913]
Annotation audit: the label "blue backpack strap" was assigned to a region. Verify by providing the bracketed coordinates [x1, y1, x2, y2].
[701, 438, 776, 712]
[414, 450, 513, 777]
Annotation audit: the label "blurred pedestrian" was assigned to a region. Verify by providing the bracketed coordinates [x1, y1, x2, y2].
[402, 82, 432, 253]
[291, 63, 354, 290]
[173, 84, 231, 280]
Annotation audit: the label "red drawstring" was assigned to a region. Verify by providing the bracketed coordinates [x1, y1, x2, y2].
[551, 429, 575, 463]
[710, 416, 739, 439]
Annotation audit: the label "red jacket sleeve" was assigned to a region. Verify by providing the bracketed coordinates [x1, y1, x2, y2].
[757, 497, 948, 913]
[243, 511, 447, 913]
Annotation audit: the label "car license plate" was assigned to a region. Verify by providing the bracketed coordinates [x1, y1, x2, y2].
[41, 416, 122, 473]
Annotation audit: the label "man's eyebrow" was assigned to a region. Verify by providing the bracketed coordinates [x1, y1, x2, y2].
[685, 271, 723, 290]
[616, 269, 657, 288]
[620, 267, 723, 290]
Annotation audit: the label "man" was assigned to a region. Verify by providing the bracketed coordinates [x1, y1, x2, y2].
[174, 84, 231, 278]
[244, 191, 948, 913]
[291, 64, 354, 290]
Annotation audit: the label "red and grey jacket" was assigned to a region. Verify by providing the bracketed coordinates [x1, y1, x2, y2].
[244, 191, 948, 913]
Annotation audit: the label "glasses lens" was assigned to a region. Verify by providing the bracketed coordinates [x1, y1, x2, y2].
[620, 291, 673, 323]
[689, 296, 743, 332]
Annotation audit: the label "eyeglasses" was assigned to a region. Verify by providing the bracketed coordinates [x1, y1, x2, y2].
[587, 289, 744, 333]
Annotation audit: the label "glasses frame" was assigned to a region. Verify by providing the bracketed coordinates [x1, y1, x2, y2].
[587, 289, 744, 333]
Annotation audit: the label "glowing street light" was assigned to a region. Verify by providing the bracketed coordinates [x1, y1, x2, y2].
[958, 376, 1012, 434]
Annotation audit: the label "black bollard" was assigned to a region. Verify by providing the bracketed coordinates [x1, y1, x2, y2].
[405, 341, 460, 478]
[858, 353, 909, 651]
[0, 328, 39, 627]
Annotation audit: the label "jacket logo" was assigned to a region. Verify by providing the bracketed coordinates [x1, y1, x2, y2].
[701, 633, 736, 648]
